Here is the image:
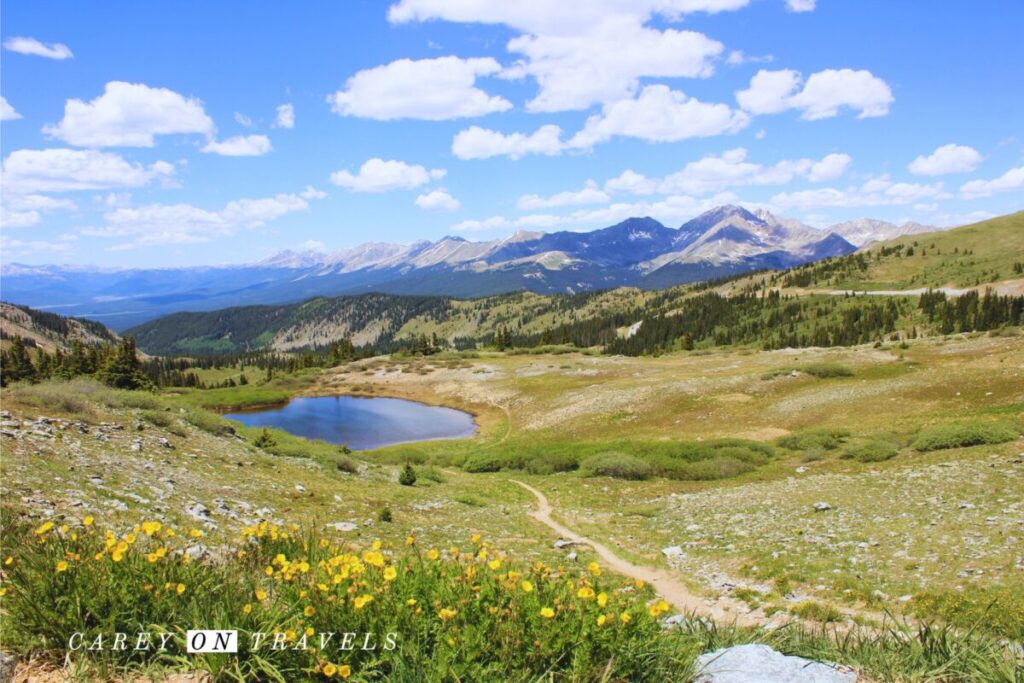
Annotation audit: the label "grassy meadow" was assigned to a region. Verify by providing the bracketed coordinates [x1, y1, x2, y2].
[2, 328, 1023, 680]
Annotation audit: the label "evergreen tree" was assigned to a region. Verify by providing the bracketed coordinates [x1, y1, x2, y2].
[97, 337, 151, 390]
[2, 336, 37, 385]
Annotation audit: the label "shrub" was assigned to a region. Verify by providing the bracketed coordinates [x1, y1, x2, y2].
[842, 439, 899, 462]
[912, 422, 1020, 452]
[253, 428, 276, 448]
[399, 463, 417, 486]
[778, 428, 851, 451]
[378, 507, 393, 523]
[802, 363, 854, 378]
[525, 453, 578, 475]
[463, 452, 519, 473]
[579, 453, 652, 480]
[140, 409, 173, 429]
[334, 456, 359, 474]
[791, 600, 843, 623]
[667, 456, 755, 481]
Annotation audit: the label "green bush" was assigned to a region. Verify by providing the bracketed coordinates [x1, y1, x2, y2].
[842, 439, 900, 462]
[912, 422, 1020, 451]
[525, 453, 578, 475]
[253, 428, 277, 448]
[333, 455, 359, 474]
[579, 453, 652, 480]
[778, 428, 851, 451]
[802, 363, 854, 378]
[140, 409, 173, 429]
[399, 463, 417, 486]
[667, 456, 755, 481]
[463, 452, 520, 473]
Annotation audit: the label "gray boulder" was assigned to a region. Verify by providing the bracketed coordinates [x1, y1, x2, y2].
[694, 644, 856, 683]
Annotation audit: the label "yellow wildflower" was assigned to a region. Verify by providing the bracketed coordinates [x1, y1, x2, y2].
[242, 603, 252, 614]
[406, 598, 417, 607]
[256, 589, 268, 601]
[540, 607, 555, 619]
[438, 607, 458, 621]
[141, 521, 162, 536]
[339, 665, 351, 679]
[521, 580, 534, 593]
[426, 549, 440, 561]
[577, 586, 595, 600]
[176, 583, 186, 595]
[587, 561, 601, 577]
[35, 521, 54, 535]
[635, 579, 645, 589]
[488, 559, 502, 571]
[304, 605, 316, 617]
[55, 560, 69, 573]
[405, 535, 415, 546]
[597, 592, 608, 607]
[83, 516, 94, 527]
[620, 613, 631, 624]
[597, 614, 607, 626]
[323, 663, 337, 677]
[353, 594, 373, 609]
[189, 529, 203, 538]
[383, 566, 397, 581]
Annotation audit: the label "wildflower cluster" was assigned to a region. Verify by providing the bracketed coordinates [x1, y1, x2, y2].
[1, 514, 679, 681]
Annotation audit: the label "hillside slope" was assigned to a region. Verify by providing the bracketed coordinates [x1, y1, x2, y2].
[0, 301, 120, 352]
[780, 212, 1024, 292]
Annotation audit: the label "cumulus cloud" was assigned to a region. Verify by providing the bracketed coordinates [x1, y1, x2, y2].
[82, 192, 312, 249]
[569, 85, 749, 147]
[737, 68, 893, 120]
[1, 234, 76, 257]
[517, 181, 609, 210]
[3, 36, 73, 59]
[605, 148, 851, 197]
[201, 134, 272, 157]
[959, 166, 1024, 199]
[0, 192, 77, 229]
[328, 56, 511, 121]
[1, 96, 22, 121]
[414, 189, 461, 212]
[785, 0, 816, 12]
[771, 175, 951, 209]
[43, 81, 214, 147]
[1, 148, 176, 193]
[908, 143, 983, 176]
[300, 185, 327, 200]
[330, 158, 445, 193]
[274, 103, 295, 129]
[388, 1, 738, 112]
[452, 124, 565, 160]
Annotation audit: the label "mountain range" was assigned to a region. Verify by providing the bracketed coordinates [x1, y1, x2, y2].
[0, 206, 940, 330]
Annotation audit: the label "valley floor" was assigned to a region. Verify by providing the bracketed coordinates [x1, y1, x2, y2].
[2, 332, 1023, 679]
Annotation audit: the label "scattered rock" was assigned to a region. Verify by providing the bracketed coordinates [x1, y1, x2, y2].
[694, 644, 856, 683]
[554, 539, 576, 549]
[159, 437, 174, 449]
[662, 545, 685, 559]
[294, 484, 307, 493]
[330, 522, 358, 532]
[566, 552, 578, 562]
[812, 502, 832, 512]
[130, 439, 143, 453]
[186, 502, 211, 521]
[0, 650, 18, 682]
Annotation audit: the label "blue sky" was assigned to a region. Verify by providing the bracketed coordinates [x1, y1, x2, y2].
[1, 0, 1021, 267]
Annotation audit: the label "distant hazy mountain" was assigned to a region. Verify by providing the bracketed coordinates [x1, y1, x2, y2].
[0, 205, 883, 329]
[828, 219, 939, 247]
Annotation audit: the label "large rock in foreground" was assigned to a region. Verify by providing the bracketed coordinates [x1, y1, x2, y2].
[694, 644, 857, 683]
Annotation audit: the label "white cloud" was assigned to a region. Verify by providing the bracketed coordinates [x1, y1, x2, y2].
[569, 85, 749, 147]
[3, 36, 73, 59]
[0, 207, 43, 229]
[43, 81, 214, 147]
[300, 185, 327, 200]
[234, 112, 254, 127]
[330, 158, 445, 193]
[328, 56, 511, 121]
[201, 134, 272, 157]
[908, 143, 983, 176]
[785, 0, 816, 12]
[274, 103, 295, 129]
[1, 96, 22, 121]
[452, 191, 745, 234]
[414, 189, 461, 212]
[606, 148, 851, 197]
[1, 148, 176, 193]
[809, 153, 853, 181]
[82, 192, 311, 249]
[772, 176, 950, 209]
[959, 166, 1024, 199]
[517, 181, 609, 210]
[452, 124, 565, 160]
[0, 192, 77, 229]
[388, 2, 738, 112]
[1, 234, 75, 257]
[737, 68, 893, 120]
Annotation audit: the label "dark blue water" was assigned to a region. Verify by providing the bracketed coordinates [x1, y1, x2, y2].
[224, 395, 476, 450]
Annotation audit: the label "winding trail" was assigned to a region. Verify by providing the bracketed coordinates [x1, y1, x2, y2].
[512, 480, 756, 625]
